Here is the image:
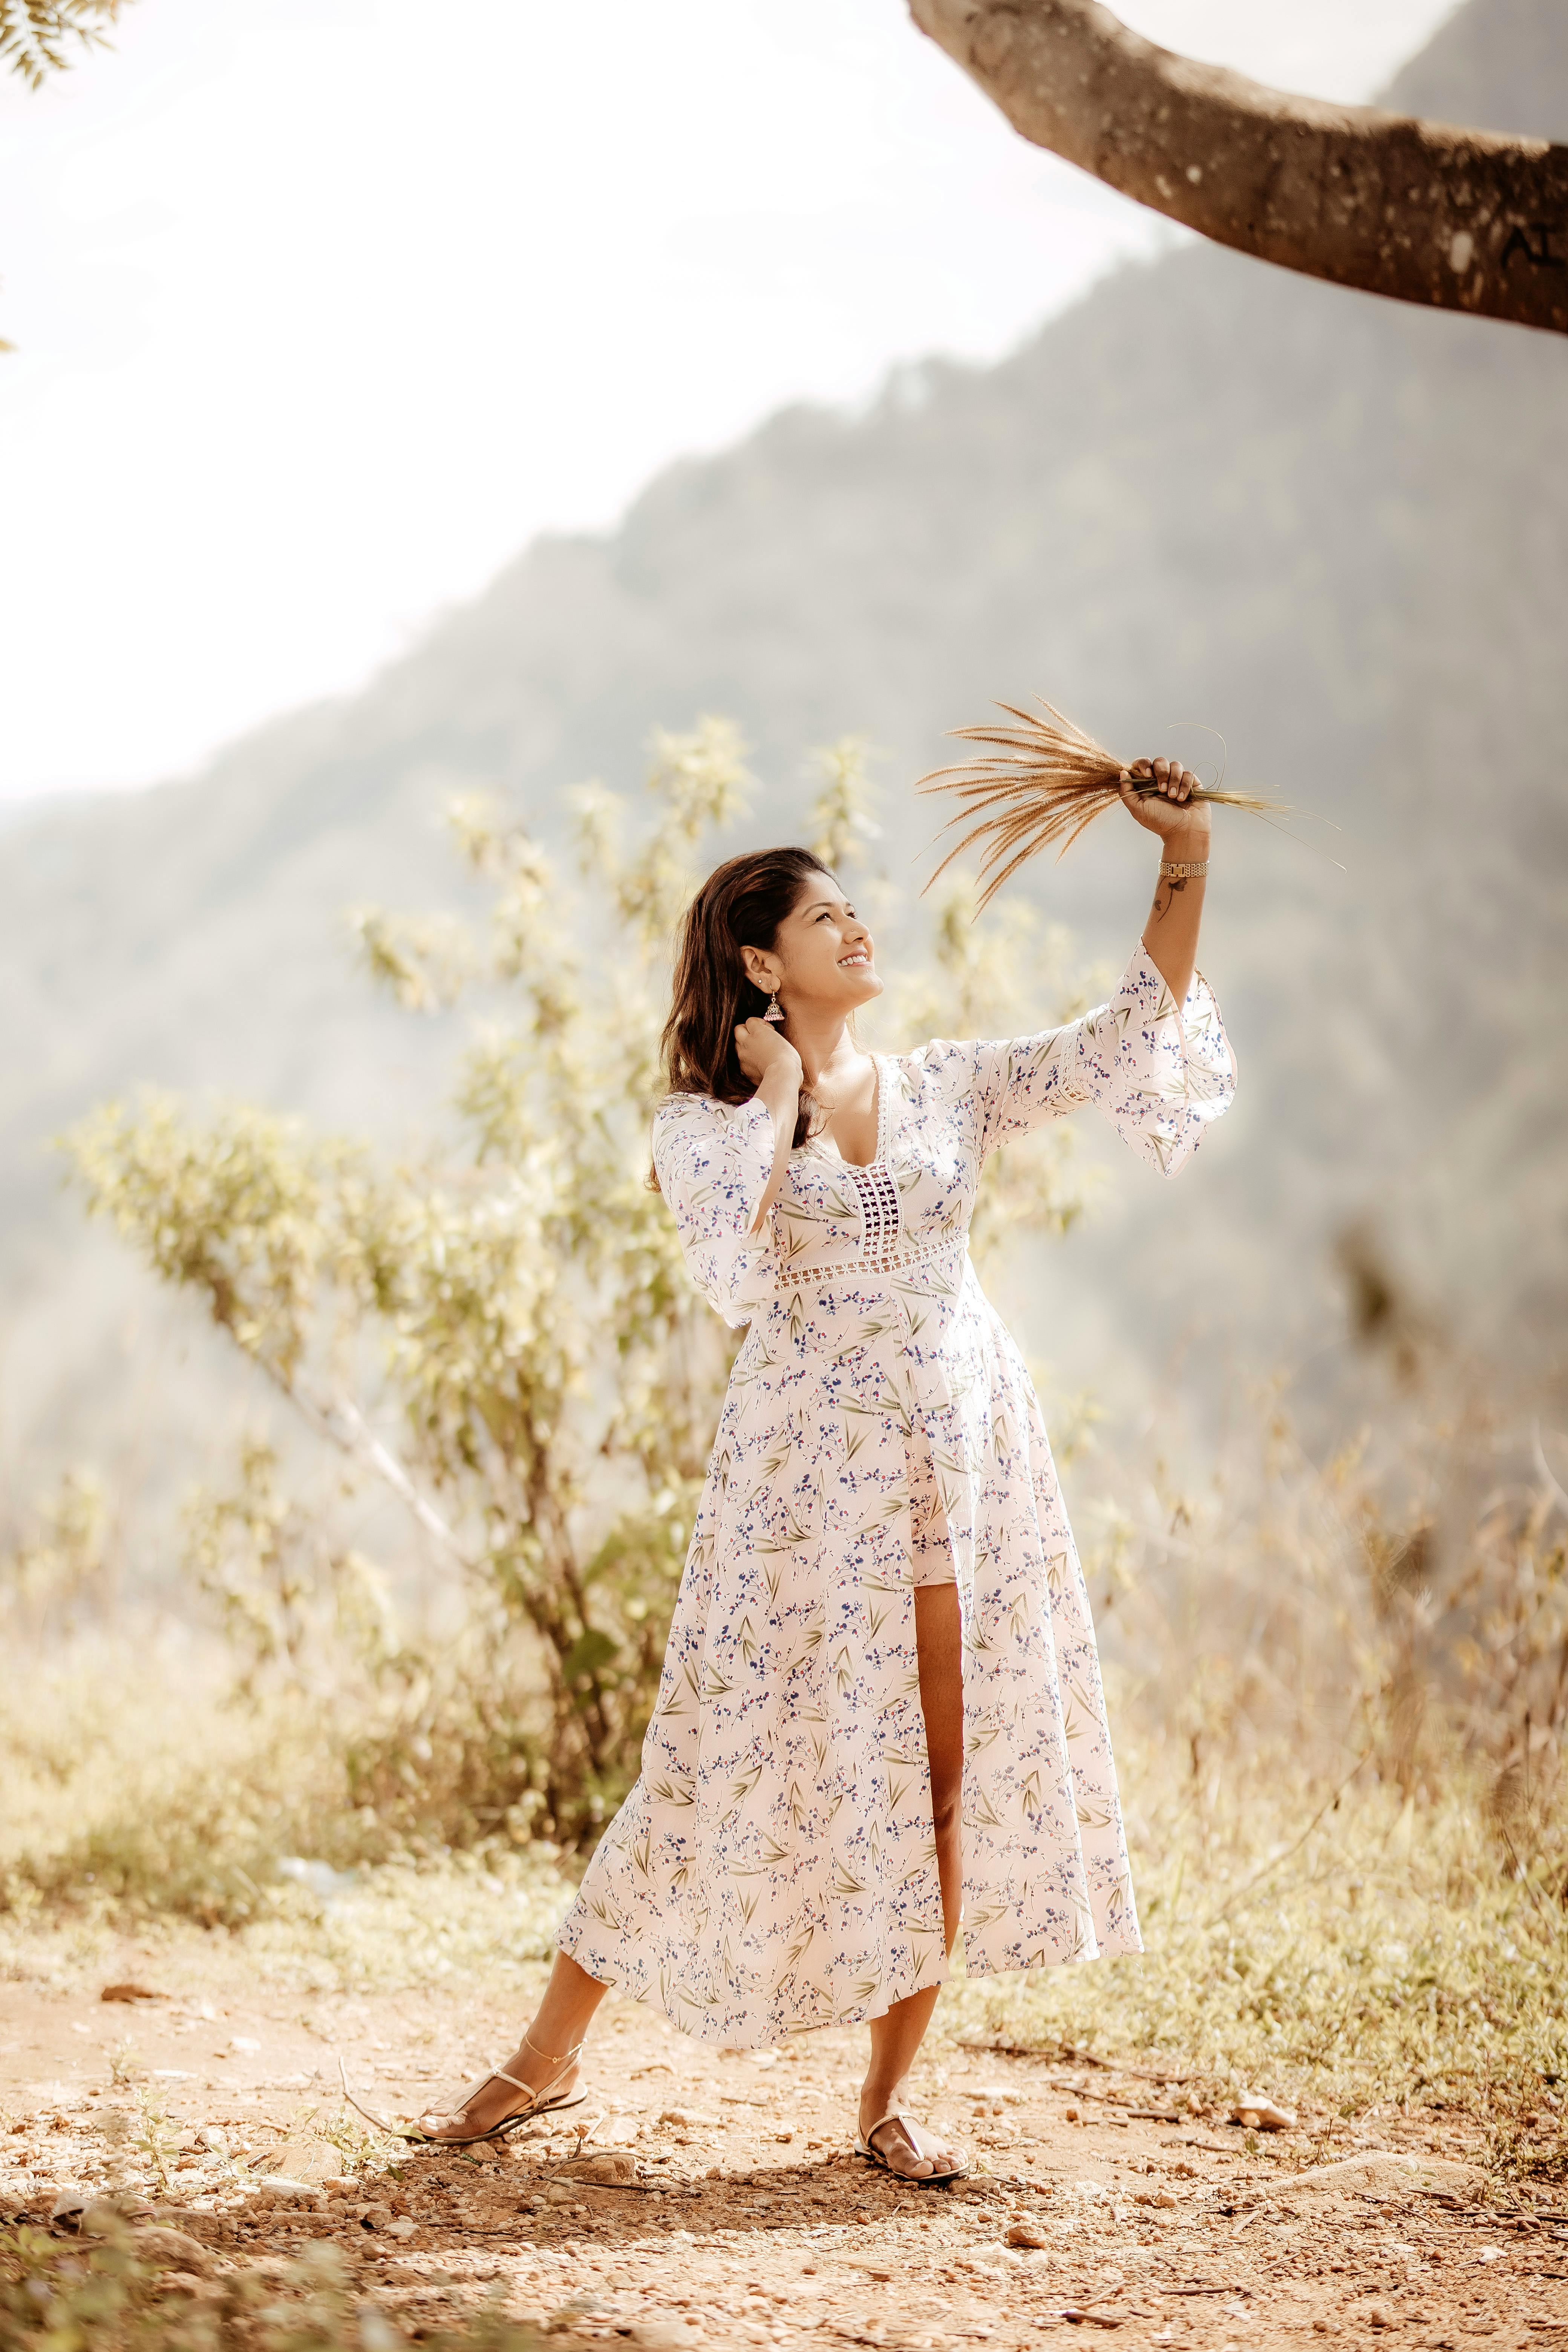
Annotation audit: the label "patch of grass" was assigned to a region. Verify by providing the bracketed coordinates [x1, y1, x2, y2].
[0, 2229, 547, 2351]
[0, 1637, 564, 1934]
[239, 1851, 567, 1996]
[948, 1744, 1568, 2178]
[0, 1647, 371, 1928]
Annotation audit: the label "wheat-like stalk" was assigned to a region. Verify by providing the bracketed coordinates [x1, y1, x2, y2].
[919, 697, 1279, 910]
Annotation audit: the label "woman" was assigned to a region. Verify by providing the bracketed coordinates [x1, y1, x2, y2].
[427, 756, 1234, 2182]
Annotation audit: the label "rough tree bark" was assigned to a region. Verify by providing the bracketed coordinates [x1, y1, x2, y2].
[909, 0, 1568, 336]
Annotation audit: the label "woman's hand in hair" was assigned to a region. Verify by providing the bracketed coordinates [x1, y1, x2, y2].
[735, 1018, 803, 1092]
[737, 1017, 804, 1236]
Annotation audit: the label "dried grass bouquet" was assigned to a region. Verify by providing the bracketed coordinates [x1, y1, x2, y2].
[920, 697, 1277, 910]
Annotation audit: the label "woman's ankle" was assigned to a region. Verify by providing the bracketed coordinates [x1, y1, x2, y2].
[858, 2072, 908, 2121]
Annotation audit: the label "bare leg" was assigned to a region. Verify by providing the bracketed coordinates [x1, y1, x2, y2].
[425, 1950, 608, 2140]
[858, 1581, 966, 2179]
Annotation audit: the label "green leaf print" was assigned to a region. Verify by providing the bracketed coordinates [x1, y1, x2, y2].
[963, 1785, 1004, 1831]
[965, 1897, 1012, 1931]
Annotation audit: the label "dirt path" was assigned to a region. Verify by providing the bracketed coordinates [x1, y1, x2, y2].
[2, 1944, 1563, 2348]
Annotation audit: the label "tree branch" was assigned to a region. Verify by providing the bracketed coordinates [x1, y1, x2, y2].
[242, 1340, 466, 1563]
[909, 0, 1568, 336]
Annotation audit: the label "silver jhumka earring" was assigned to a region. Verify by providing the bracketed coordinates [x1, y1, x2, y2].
[763, 990, 784, 1024]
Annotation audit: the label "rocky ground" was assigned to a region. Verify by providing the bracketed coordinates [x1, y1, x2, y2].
[2, 1950, 1565, 2349]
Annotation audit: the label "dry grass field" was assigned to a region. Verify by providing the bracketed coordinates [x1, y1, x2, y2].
[3, 1666, 1565, 2350]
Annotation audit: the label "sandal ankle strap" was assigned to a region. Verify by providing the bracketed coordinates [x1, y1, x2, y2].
[524, 2027, 584, 2068]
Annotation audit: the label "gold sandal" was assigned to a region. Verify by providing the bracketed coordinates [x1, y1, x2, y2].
[854, 2107, 967, 2186]
[339, 2033, 586, 2147]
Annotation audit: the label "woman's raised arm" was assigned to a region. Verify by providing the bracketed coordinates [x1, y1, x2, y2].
[1118, 756, 1211, 1005]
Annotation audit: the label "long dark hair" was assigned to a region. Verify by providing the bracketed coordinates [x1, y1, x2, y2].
[662, 845, 830, 1151]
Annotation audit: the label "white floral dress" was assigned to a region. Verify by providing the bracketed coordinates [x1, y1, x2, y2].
[558, 945, 1236, 2045]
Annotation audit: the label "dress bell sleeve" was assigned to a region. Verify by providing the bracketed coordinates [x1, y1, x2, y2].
[651, 1092, 780, 1326]
[970, 943, 1237, 1179]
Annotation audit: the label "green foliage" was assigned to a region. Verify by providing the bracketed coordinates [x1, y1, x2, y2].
[0, 2231, 544, 2352]
[181, 1440, 397, 1700]
[61, 721, 1086, 1855]
[1, 0, 126, 89]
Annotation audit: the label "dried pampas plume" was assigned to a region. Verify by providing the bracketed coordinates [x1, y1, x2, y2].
[919, 697, 1278, 911]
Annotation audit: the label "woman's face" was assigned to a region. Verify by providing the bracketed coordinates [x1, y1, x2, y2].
[744, 871, 883, 1018]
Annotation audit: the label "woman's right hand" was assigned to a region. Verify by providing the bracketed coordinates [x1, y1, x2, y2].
[735, 1018, 802, 1090]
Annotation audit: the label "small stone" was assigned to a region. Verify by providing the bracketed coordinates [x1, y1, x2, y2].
[1228, 2095, 1295, 2132]
[256, 2177, 325, 2209]
[1005, 2220, 1050, 2249]
[559, 2151, 636, 2185]
[1064, 2107, 1081, 2124]
[133, 2226, 215, 2275]
[386, 2217, 416, 2240]
[100, 1982, 165, 2004]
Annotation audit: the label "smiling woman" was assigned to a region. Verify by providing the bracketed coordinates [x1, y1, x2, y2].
[417, 756, 1237, 2184]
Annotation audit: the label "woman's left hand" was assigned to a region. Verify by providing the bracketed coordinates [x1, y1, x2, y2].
[1117, 757, 1210, 844]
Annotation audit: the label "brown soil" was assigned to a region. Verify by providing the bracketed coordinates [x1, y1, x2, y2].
[2, 1949, 1563, 2349]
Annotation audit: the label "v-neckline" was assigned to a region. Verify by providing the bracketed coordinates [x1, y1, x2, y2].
[805, 1053, 886, 1171]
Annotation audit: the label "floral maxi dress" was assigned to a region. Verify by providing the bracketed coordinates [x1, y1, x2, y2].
[558, 944, 1236, 2045]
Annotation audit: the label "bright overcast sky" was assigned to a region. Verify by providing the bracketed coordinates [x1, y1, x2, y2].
[1, 0, 1456, 802]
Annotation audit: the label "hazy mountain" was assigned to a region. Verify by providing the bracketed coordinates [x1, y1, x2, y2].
[3, 0, 1565, 1532]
